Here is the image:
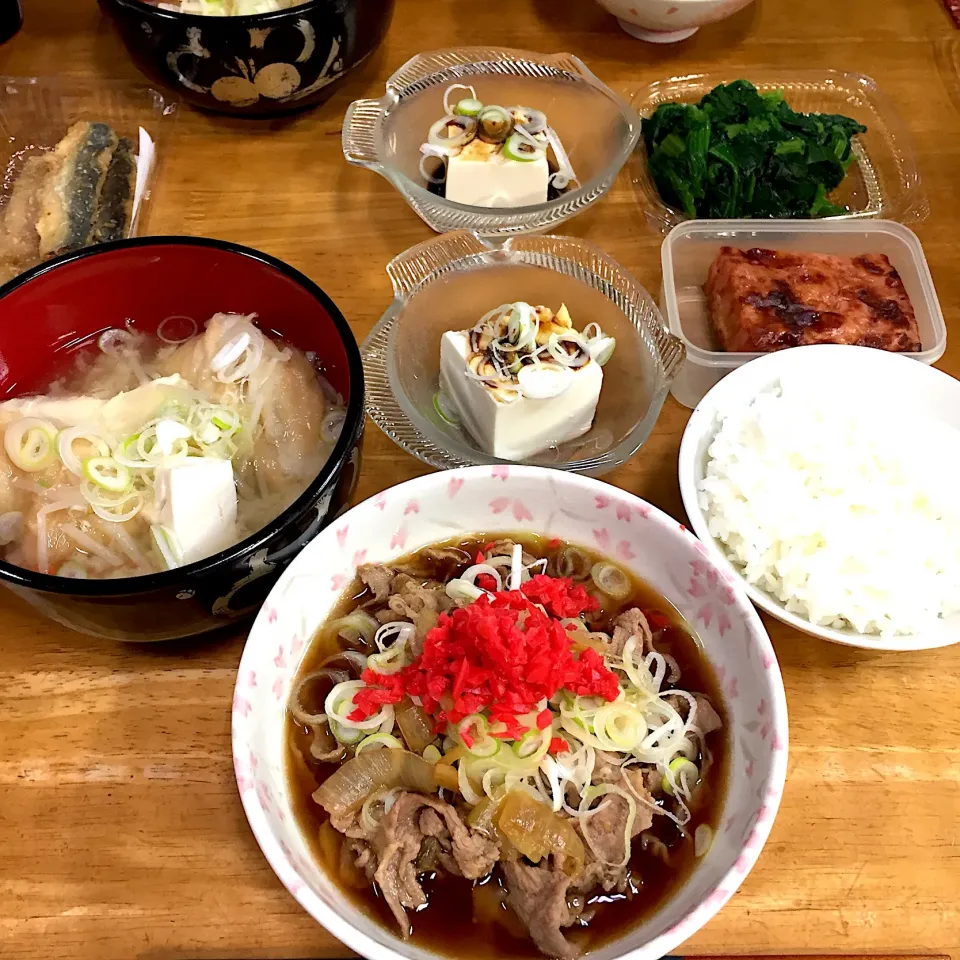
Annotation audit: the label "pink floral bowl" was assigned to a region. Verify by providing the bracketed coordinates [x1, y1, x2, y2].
[595, 0, 755, 43]
[232, 465, 788, 960]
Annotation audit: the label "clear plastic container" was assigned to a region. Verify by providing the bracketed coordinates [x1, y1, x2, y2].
[661, 218, 947, 408]
[0, 76, 178, 283]
[629, 70, 928, 234]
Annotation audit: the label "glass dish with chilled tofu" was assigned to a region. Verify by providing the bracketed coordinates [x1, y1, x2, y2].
[437, 301, 615, 461]
[420, 85, 579, 208]
[0, 313, 346, 578]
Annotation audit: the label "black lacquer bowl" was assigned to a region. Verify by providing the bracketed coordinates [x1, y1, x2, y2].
[98, 0, 394, 117]
[0, 238, 364, 640]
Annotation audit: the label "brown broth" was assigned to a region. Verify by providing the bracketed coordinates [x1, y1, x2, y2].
[285, 534, 729, 960]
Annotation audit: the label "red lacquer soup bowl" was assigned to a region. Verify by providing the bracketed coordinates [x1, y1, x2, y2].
[0, 238, 364, 641]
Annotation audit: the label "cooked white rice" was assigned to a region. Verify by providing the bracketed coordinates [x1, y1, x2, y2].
[698, 379, 960, 637]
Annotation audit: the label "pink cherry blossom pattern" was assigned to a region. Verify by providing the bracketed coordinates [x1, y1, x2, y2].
[727, 675, 739, 699]
[490, 497, 510, 515]
[616, 504, 632, 522]
[236, 773, 254, 793]
[273, 645, 287, 669]
[266, 607, 277, 624]
[734, 854, 750, 873]
[335, 525, 348, 548]
[763, 652, 775, 670]
[272, 676, 284, 700]
[492, 465, 509, 481]
[704, 887, 730, 910]
[593, 528, 610, 550]
[390, 527, 408, 550]
[448, 476, 464, 498]
[404, 499, 419, 515]
[595, 495, 610, 510]
[758, 698, 768, 715]
[635, 503, 651, 519]
[233, 693, 252, 717]
[246, 669, 258, 688]
[248, 748, 259, 771]
[615, 540, 635, 562]
[330, 573, 347, 592]
[352, 548, 367, 566]
[291, 633, 305, 659]
[374, 493, 387, 511]
[773, 732, 786, 751]
[512, 499, 533, 522]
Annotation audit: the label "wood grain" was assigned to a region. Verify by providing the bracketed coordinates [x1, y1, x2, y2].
[1, 0, 959, 958]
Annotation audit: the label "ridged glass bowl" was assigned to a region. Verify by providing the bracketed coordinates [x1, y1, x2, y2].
[362, 231, 684, 475]
[342, 47, 641, 237]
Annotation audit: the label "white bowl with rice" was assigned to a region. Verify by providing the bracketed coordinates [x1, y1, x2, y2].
[679, 344, 960, 651]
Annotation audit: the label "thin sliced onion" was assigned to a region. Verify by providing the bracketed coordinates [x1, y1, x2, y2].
[58, 428, 110, 477]
[328, 610, 379, 646]
[312, 749, 438, 816]
[374, 621, 414, 652]
[459, 563, 503, 591]
[4, 417, 57, 472]
[427, 115, 477, 152]
[325, 680, 395, 732]
[157, 315, 198, 344]
[443, 82, 477, 116]
[544, 125, 577, 191]
[591, 561, 631, 599]
[498, 790, 585, 877]
[289, 668, 350, 726]
[578, 784, 637, 867]
[446, 579, 484, 603]
[695, 823, 714, 858]
[395, 699, 435, 755]
[59, 524, 123, 565]
[91, 494, 143, 523]
[97, 329, 133, 354]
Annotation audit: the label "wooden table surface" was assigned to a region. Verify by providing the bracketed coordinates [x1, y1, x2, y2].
[2, 0, 959, 957]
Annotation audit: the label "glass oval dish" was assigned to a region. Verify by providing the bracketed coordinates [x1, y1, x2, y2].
[629, 70, 928, 235]
[342, 47, 641, 237]
[362, 231, 684, 475]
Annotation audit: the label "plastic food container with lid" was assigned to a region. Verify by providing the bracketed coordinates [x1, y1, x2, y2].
[660, 218, 947, 408]
[630, 70, 928, 235]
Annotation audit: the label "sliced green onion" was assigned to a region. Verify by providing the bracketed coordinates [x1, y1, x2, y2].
[587, 335, 617, 367]
[591, 561, 631, 599]
[663, 756, 699, 797]
[4, 418, 57, 472]
[329, 718, 365, 745]
[82, 457, 131, 493]
[433, 391, 461, 425]
[503, 130, 545, 162]
[355, 733, 404, 754]
[57, 428, 110, 477]
[454, 97, 483, 117]
[150, 524, 184, 570]
[477, 104, 514, 143]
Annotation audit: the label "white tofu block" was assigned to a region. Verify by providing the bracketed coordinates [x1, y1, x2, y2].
[440, 331, 603, 461]
[445, 152, 549, 208]
[154, 457, 238, 565]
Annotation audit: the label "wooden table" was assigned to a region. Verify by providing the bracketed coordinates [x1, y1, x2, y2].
[2, 0, 959, 957]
